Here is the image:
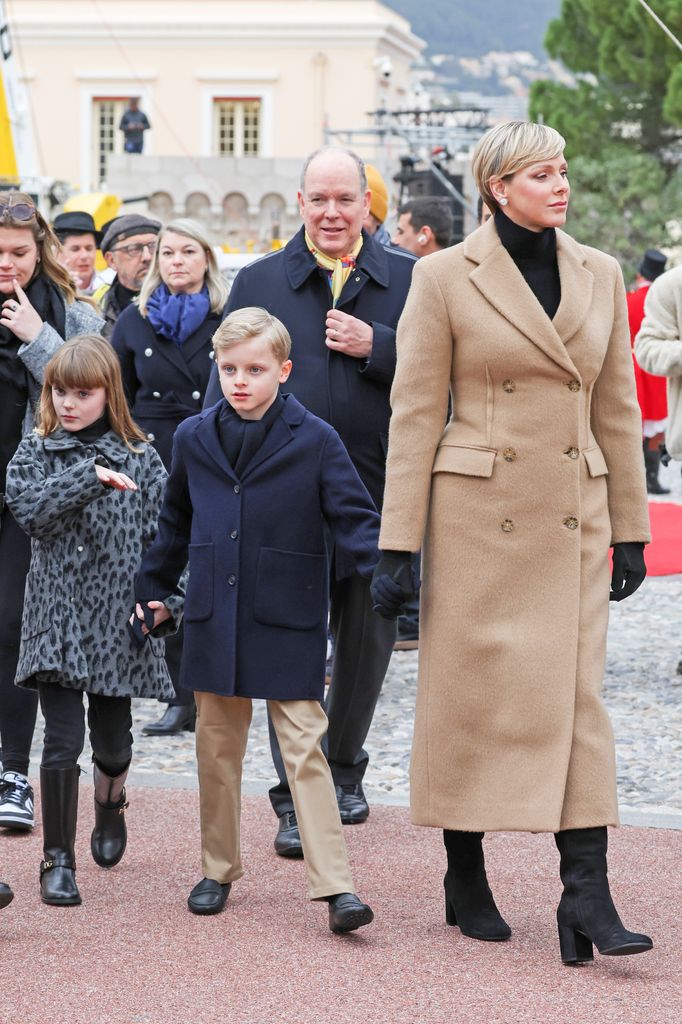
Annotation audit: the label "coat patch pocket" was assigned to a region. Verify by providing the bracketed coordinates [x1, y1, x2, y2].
[185, 543, 214, 622]
[432, 444, 497, 478]
[583, 446, 608, 478]
[254, 547, 326, 630]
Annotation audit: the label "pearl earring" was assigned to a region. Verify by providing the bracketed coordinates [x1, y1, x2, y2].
[499, 198, 508, 207]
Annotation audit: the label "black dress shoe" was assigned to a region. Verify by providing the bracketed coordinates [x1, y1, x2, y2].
[142, 704, 196, 736]
[327, 892, 374, 933]
[0, 882, 14, 909]
[336, 784, 369, 824]
[187, 877, 231, 916]
[274, 811, 303, 859]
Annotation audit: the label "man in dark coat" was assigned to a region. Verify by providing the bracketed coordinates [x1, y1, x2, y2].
[204, 146, 415, 852]
[94, 215, 161, 338]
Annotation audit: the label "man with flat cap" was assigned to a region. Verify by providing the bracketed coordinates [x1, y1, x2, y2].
[94, 214, 161, 338]
[53, 211, 107, 296]
[204, 145, 416, 855]
[627, 248, 669, 493]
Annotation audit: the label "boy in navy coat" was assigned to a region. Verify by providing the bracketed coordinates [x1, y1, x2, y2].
[133, 307, 380, 932]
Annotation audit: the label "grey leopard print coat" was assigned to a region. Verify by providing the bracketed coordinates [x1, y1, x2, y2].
[5, 428, 183, 698]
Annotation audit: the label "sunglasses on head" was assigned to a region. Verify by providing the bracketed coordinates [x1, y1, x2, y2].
[0, 194, 37, 222]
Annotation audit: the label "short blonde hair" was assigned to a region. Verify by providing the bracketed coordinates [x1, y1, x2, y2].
[213, 307, 291, 363]
[137, 218, 229, 316]
[472, 121, 566, 212]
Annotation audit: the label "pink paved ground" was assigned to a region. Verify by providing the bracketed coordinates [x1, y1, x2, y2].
[1, 787, 680, 1024]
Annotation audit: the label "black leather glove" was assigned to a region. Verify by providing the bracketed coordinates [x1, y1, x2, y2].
[126, 602, 156, 648]
[370, 550, 419, 620]
[610, 542, 646, 602]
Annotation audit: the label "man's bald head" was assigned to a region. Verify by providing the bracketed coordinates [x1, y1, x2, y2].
[298, 147, 371, 259]
[300, 147, 367, 195]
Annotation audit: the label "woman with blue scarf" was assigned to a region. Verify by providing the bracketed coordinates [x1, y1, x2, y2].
[112, 218, 229, 733]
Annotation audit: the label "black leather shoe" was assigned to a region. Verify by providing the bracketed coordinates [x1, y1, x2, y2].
[327, 892, 374, 933]
[142, 704, 196, 736]
[336, 784, 369, 824]
[0, 882, 14, 909]
[274, 811, 304, 859]
[187, 877, 231, 916]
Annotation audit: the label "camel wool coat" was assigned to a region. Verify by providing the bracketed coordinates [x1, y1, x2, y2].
[379, 218, 650, 833]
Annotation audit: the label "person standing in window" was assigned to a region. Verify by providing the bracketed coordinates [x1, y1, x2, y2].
[119, 98, 151, 155]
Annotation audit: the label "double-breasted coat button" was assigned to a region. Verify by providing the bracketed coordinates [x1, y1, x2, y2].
[228, 574, 236, 586]
[502, 379, 515, 393]
[502, 447, 517, 462]
[77, 545, 84, 553]
[152, 391, 161, 398]
[192, 390, 201, 400]
[501, 519, 514, 532]
[147, 432, 155, 441]
[144, 348, 153, 357]
[209, 351, 214, 359]
[565, 447, 580, 459]
[567, 379, 581, 392]
[230, 529, 238, 540]
[233, 484, 240, 494]
[563, 516, 579, 530]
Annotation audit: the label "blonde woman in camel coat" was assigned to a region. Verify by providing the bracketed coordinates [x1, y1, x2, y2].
[371, 122, 653, 964]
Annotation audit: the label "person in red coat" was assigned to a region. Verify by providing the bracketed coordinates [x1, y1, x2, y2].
[628, 248, 668, 493]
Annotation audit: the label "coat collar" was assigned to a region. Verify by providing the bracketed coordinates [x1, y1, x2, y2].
[42, 427, 131, 463]
[463, 218, 593, 375]
[284, 226, 390, 295]
[194, 393, 307, 481]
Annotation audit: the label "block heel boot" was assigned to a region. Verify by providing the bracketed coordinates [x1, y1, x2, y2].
[91, 762, 129, 868]
[443, 830, 511, 941]
[39, 766, 81, 906]
[555, 827, 653, 964]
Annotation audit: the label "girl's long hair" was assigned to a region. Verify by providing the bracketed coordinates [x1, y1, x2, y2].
[0, 193, 77, 303]
[38, 334, 148, 451]
[137, 218, 229, 317]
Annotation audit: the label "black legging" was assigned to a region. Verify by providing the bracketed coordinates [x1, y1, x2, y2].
[0, 508, 38, 775]
[38, 682, 133, 775]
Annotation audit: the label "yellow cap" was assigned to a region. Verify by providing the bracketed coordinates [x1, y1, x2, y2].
[365, 164, 388, 224]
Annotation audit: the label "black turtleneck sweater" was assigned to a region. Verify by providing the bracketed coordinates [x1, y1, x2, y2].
[495, 208, 561, 321]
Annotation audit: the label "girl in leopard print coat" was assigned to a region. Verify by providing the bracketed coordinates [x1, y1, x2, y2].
[5, 334, 183, 907]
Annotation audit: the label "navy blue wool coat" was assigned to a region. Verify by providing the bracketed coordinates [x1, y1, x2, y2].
[203, 227, 416, 515]
[135, 395, 381, 700]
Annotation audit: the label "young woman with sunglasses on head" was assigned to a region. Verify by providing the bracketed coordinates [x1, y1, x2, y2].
[0, 193, 103, 832]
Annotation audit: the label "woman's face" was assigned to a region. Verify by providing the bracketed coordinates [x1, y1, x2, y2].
[0, 226, 39, 294]
[492, 154, 570, 232]
[158, 231, 208, 295]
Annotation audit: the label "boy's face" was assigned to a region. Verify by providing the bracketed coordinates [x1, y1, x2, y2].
[217, 334, 292, 420]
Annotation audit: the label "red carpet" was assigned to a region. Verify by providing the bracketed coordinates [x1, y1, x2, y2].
[646, 502, 682, 576]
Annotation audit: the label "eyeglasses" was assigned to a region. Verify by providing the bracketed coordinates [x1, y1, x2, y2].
[0, 195, 37, 222]
[110, 241, 157, 258]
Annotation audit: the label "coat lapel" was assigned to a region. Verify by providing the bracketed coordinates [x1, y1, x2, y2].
[552, 230, 594, 345]
[240, 394, 306, 479]
[195, 404, 239, 482]
[464, 220, 581, 376]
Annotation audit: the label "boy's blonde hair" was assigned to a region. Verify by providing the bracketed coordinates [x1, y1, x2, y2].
[213, 307, 292, 363]
[472, 121, 566, 213]
[39, 334, 148, 451]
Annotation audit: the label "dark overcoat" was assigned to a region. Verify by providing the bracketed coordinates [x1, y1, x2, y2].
[135, 395, 381, 700]
[5, 429, 182, 698]
[203, 227, 415, 514]
[111, 303, 223, 468]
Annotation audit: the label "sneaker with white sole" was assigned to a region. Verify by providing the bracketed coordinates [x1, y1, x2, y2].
[0, 772, 35, 830]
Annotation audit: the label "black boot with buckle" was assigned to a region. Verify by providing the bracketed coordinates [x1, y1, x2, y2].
[40, 766, 81, 906]
[443, 829, 511, 941]
[91, 761, 130, 868]
[555, 827, 653, 964]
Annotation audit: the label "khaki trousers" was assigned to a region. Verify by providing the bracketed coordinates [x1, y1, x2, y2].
[195, 692, 355, 900]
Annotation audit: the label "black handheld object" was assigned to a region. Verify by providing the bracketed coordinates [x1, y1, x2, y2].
[127, 602, 157, 648]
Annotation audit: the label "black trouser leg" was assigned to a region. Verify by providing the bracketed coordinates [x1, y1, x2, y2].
[0, 510, 38, 775]
[164, 625, 194, 708]
[39, 683, 87, 770]
[87, 692, 133, 776]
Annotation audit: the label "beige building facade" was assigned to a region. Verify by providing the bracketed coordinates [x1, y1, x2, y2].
[10, 0, 424, 195]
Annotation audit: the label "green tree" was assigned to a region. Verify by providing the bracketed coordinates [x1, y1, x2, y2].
[529, 0, 682, 159]
[529, 0, 682, 266]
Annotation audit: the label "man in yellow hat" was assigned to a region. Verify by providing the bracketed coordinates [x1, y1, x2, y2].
[363, 164, 391, 246]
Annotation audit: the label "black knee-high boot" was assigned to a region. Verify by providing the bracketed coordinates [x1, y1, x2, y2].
[91, 761, 129, 868]
[555, 827, 653, 964]
[443, 830, 511, 941]
[40, 766, 81, 906]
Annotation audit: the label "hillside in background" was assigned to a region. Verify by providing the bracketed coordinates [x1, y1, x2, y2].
[385, 0, 561, 58]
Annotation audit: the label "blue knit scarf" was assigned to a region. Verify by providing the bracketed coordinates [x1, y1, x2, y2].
[146, 283, 211, 345]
